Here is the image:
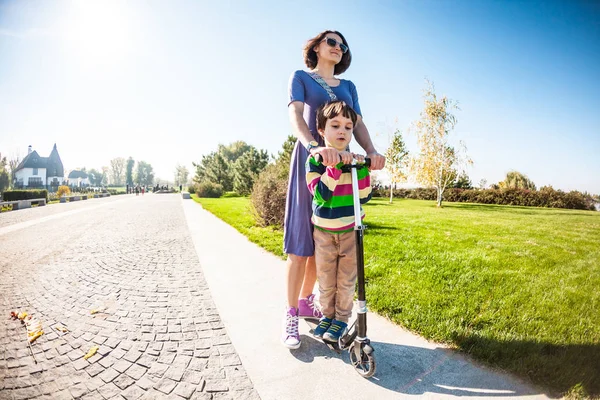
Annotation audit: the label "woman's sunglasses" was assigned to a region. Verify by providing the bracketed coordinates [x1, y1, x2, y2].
[322, 37, 348, 54]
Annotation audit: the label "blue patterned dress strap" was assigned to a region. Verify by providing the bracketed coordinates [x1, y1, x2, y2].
[307, 72, 338, 101]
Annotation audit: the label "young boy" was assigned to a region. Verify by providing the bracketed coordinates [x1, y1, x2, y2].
[306, 100, 372, 343]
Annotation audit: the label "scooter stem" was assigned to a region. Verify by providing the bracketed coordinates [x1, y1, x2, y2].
[351, 161, 368, 339]
[351, 161, 362, 229]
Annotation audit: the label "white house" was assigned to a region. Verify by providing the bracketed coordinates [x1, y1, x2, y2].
[67, 170, 90, 187]
[14, 144, 65, 189]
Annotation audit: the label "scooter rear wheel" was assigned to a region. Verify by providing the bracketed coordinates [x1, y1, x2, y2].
[349, 343, 376, 378]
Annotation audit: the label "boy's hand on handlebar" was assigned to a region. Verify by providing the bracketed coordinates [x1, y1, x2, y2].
[367, 152, 386, 171]
[352, 153, 366, 164]
[313, 147, 339, 166]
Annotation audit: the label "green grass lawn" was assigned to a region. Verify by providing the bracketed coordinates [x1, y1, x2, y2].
[193, 195, 600, 398]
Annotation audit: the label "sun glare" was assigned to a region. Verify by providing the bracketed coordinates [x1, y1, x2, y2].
[63, 1, 132, 66]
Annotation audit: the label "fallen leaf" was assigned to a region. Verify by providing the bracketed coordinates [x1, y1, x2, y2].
[55, 325, 68, 333]
[17, 312, 28, 320]
[24, 315, 44, 344]
[28, 330, 43, 343]
[83, 346, 99, 360]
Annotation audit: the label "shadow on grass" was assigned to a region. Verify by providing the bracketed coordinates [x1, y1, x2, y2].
[443, 202, 598, 217]
[364, 222, 399, 231]
[365, 201, 400, 207]
[453, 334, 599, 398]
[291, 335, 561, 398]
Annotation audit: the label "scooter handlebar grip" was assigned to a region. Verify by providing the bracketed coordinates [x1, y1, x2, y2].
[313, 154, 371, 167]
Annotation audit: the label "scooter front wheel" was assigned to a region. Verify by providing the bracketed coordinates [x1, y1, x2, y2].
[349, 342, 376, 378]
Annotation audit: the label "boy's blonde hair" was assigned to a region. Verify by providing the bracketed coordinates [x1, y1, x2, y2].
[316, 101, 358, 132]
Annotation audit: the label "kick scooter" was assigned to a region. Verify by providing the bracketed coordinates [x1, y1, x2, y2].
[307, 156, 376, 378]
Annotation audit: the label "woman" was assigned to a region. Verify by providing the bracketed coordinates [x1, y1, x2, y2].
[282, 30, 385, 349]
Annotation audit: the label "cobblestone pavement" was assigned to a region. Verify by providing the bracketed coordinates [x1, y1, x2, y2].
[0, 194, 259, 400]
[0, 195, 126, 229]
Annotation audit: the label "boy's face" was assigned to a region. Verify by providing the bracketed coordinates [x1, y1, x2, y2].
[318, 114, 353, 151]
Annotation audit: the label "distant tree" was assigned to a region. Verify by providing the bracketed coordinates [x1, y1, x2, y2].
[410, 80, 472, 207]
[101, 166, 109, 186]
[370, 173, 383, 189]
[232, 147, 269, 195]
[498, 171, 536, 190]
[8, 154, 20, 188]
[126, 157, 135, 186]
[193, 152, 232, 191]
[134, 161, 154, 186]
[276, 135, 297, 171]
[478, 178, 488, 190]
[88, 168, 105, 186]
[384, 129, 409, 203]
[174, 164, 189, 187]
[193, 141, 260, 192]
[0, 153, 9, 193]
[110, 157, 125, 186]
[453, 172, 473, 189]
[218, 141, 252, 163]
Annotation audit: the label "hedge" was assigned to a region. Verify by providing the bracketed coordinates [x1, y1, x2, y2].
[373, 187, 597, 211]
[2, 190, 49, 202]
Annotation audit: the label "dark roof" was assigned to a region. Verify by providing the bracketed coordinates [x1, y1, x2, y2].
[16, 151, 46, 170]
[46, 144, 64, 177]
[68, 170, 88, 179]
[15, 144, 64, 178]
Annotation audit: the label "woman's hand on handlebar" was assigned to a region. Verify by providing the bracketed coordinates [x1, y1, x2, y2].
[366, 152, 386, 171]
[338, 151, 354, 165]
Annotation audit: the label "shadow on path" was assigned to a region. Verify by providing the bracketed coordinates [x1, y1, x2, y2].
[291, 336, 556, 398]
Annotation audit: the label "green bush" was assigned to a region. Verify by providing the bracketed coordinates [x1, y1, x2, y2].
[250, 162, 288, 227]
[3, 189, 48, 202]
[187, 183, 196, 194]
[195, 182, 223, 198]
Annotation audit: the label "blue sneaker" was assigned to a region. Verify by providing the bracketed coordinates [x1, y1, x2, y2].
[323, 320, 348, 343]
[312, 317, 333, 339]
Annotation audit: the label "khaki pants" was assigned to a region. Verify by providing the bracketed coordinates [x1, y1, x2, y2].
[313, 229, 357, 323]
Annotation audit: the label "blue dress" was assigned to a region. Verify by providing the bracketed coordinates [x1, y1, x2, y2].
[284, 70, 362, 256]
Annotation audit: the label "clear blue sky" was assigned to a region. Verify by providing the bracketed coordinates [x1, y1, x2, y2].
[1, 0, 599, 193]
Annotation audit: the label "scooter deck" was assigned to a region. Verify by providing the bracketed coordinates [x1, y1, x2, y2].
[304, 318, 342, 353]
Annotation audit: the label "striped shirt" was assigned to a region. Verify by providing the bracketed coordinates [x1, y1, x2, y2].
[306, 156, 372, 232]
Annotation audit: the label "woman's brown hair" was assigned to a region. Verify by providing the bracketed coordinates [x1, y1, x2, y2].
[303, 30, 352, 75]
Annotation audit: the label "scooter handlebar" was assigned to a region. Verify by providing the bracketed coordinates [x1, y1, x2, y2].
[314, 154, 371, 168]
